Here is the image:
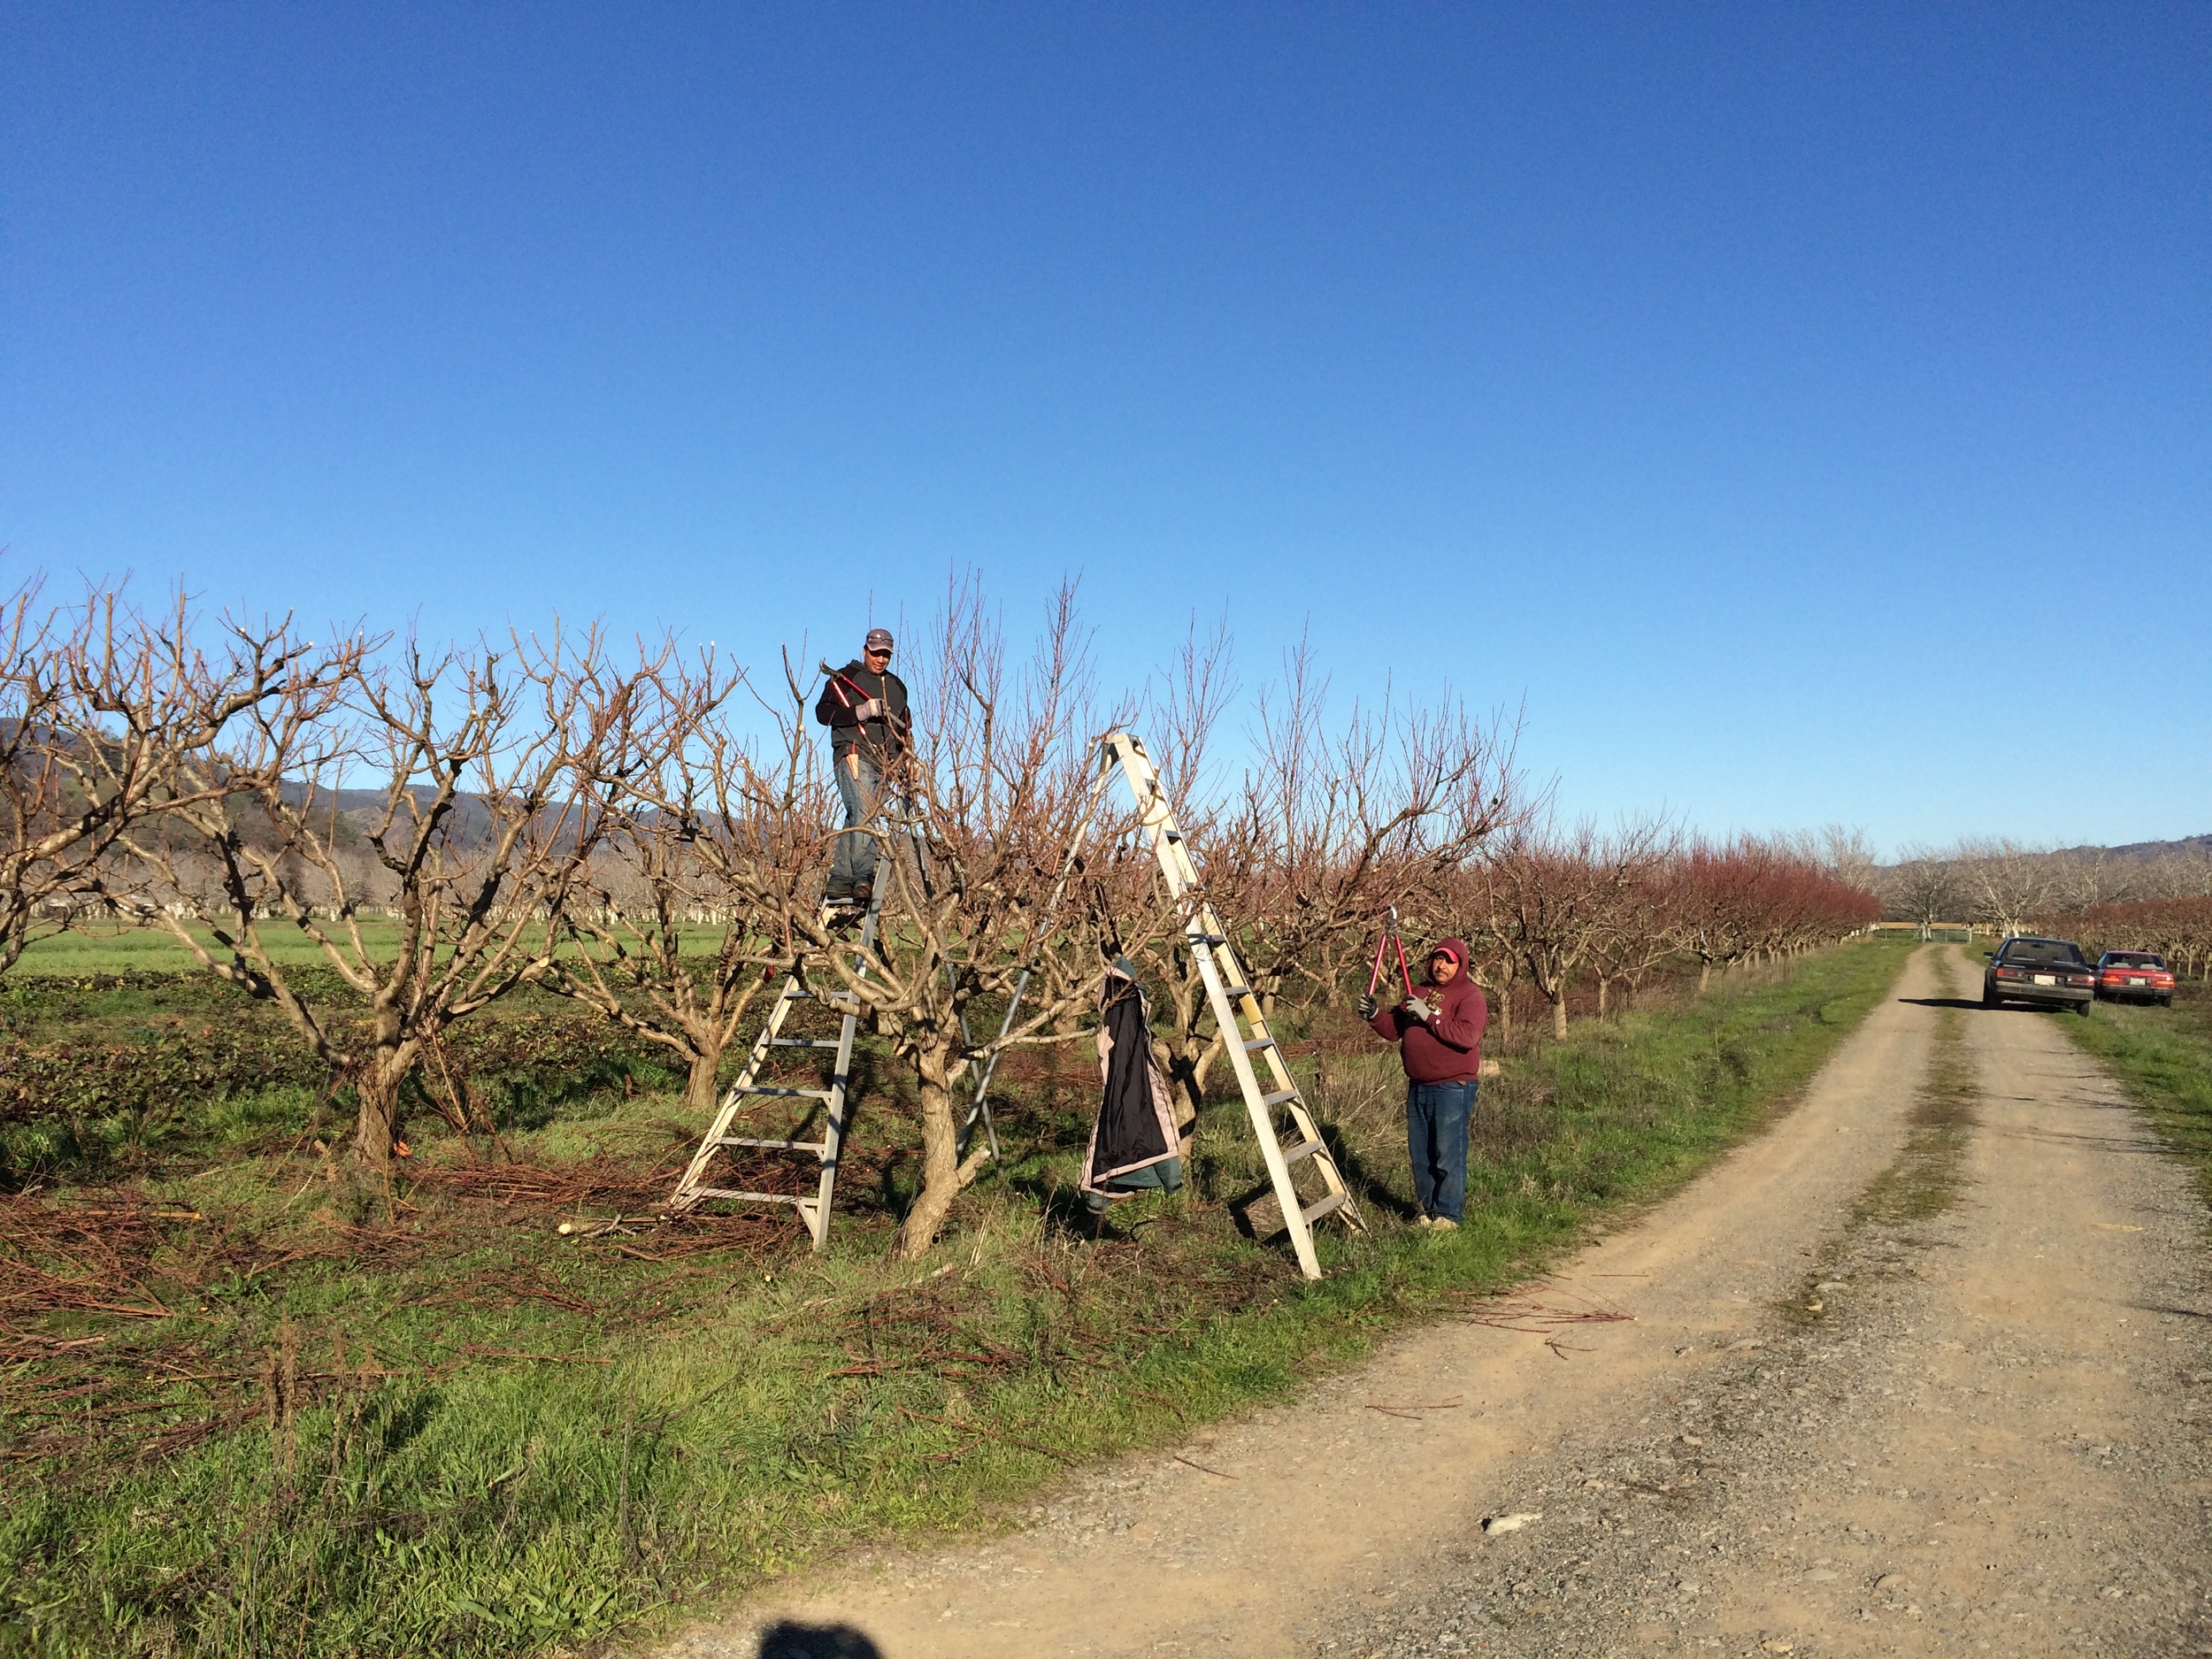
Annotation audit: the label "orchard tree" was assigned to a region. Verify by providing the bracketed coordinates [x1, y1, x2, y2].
[119, 623, 677, 1169]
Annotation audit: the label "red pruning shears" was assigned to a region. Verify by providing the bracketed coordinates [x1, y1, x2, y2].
[1367, 904, 1416, 1001]
[818, 659, 874, 710]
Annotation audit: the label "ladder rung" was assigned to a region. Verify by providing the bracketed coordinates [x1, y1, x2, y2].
[771, 1037, 843, 1048]
[1281, 1137, 1321, 1165]
[1189, 932, 1228, 947]
[1220, 984, 1254, 999]
[1262, 1088, 1299, 1109]
[1242, 1034, 1276, 1053]
[1299, 1190, 1350, 1226]
[739, 1086, 836, 1102]
[712, 1137, 826, 1154]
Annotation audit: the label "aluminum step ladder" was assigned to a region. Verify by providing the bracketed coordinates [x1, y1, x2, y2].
[1100, 729, 1364, 1279]
[664, 879, 887, 1248]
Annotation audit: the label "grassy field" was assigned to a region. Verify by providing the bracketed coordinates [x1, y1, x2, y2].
[0, 938, 1916, 1657]
[2063, 978, 2212, 1194]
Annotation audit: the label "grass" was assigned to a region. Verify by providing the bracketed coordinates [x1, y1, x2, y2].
[0, 937, 1916, 1657]
[2062, 978, 2212, 1196]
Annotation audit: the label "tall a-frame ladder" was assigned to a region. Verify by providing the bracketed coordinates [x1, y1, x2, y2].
[664, 879, 888, 1248]
[1101, 730, 1364, 1279]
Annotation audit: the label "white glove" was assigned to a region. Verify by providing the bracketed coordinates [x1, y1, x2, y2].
[856, 696, 885, 720]
[1403, 995, 1434, 1022]
[1356, 994, 1378, 1020]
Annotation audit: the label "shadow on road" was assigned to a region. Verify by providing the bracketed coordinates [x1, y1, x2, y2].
[1897, 996, 1984, 1010]
[758, 1622, 885, 1659]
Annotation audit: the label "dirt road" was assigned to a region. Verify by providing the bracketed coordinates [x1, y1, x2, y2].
[657, 947, 2212, 1658]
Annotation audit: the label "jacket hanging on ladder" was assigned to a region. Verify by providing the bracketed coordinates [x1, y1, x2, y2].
[1081, 959, 1185, 1199]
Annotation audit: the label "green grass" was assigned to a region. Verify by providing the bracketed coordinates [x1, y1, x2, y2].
[0, 938, 1915, 1657]
[2063, 980, 2212, 1194]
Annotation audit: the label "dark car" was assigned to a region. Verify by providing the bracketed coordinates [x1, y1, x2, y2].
[2094, 949, 2176, 1007]
[1982, 935, 2096, 1014]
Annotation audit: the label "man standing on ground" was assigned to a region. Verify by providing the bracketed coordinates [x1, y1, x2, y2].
[815, 627, 910, 907]
[1359, 936, 1488, 1232]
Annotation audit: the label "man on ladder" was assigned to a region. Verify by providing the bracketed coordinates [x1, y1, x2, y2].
[815, 626, 910, 910]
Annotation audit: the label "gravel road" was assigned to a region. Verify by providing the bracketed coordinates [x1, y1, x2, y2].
[655, 946, 2212, 1658]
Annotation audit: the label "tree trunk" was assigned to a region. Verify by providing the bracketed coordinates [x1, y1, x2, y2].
[1597, 976, 1609, 1018]
[895, 1041, 982, 1260]
[353, 1065, 403, 1167]
[684, 1044, 725, 1116]
[1551, 992, 1569, 1040]
[1698, 960, 1713, 994]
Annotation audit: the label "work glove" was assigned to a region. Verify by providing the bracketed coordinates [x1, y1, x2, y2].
[1356, 994, 1378, 1020]
[1403, 995, 1434, 1022]
[856, 696, 886, 720]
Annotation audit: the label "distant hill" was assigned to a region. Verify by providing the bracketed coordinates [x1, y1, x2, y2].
[2069, 833, 2212, 862]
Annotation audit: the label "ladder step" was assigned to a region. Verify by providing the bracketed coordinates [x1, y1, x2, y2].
[1299, 1190, 1350, 1226]
[712, 1137, 826, 1154]
[771, 1037, 844, 1048]
[738, 1086, 837, 1102]
[1241, 1034, 1276, 1053]
[1221, 984, 1255, 1000]
[1280, 1137, 1322, 1165]
[1188, 932, 1228, 947]
[1262, 1088, 1300, 1109]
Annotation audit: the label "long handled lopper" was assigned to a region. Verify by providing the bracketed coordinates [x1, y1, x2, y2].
[1367, 904, 1417, 1003]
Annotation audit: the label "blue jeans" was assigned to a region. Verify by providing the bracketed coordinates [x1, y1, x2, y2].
[1406, 1079, 1477, 1223]
[829, 754, 883, 895]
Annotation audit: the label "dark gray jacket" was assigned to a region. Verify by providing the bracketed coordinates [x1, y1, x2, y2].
[815, 662, 911, 764]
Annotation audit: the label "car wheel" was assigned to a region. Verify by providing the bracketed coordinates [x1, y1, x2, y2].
[1983, 984, 2000, 1009]
[2160, 995, 2174, 1009]
[2077, 1000, 2093, 1017]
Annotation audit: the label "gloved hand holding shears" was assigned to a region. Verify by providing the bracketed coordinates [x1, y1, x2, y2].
[1358, 906, 1419, 1021]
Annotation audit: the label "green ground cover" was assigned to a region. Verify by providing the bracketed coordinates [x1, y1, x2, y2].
[0, 937, 1914, 1657]
[2064, 979, 2212, 1193]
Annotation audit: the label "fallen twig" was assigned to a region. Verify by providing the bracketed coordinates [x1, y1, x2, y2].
[1173, 1453, 1237, 1479]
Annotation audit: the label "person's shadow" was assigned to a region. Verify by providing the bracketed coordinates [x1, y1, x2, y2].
[757, 1621, 884, 1659]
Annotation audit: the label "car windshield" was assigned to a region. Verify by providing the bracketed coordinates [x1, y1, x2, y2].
[2103, 953, 2163, 969]
[2004, 940, 2083, 966]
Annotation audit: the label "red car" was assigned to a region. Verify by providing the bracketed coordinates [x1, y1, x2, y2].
[2095, 950, 2176, 1007]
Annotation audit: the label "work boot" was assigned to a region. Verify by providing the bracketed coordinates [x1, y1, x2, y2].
[1428, 1216, 1459, 1233]
[1410, 1215, 1433, 1231]
[851, 879, 872, 907]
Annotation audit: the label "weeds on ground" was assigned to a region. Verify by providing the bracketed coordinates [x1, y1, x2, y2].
[0, 940, 1911, 1656]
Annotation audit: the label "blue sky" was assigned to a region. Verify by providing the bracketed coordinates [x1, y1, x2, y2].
[4, 4, 2206, 854]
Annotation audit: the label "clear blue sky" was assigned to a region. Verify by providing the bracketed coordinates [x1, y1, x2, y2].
[4, 4, 2206, 854]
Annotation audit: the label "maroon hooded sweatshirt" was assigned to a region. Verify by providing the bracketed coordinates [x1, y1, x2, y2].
[1365, 936, 1488, 1084]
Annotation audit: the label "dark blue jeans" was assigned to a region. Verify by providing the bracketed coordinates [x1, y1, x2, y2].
[1406, 1079, 1477, 1222]
[829, 754, 884, 895]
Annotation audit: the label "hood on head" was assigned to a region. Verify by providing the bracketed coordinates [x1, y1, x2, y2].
[1430, 937, 1470, 972]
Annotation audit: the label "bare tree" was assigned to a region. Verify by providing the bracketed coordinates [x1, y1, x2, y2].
[1585, 820, 1682, 1016]
[117, 623, 675, 1168]
[2, 580, 324, 974]
[1480, 817, 1662, 1039]
[1953, 838, 2065, 936]
[1140, 636, 1524, 1115]
[803, 578, 1172, 1260]
[538, 650, 838, 1114]
[1888, 845, 1960, 939]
